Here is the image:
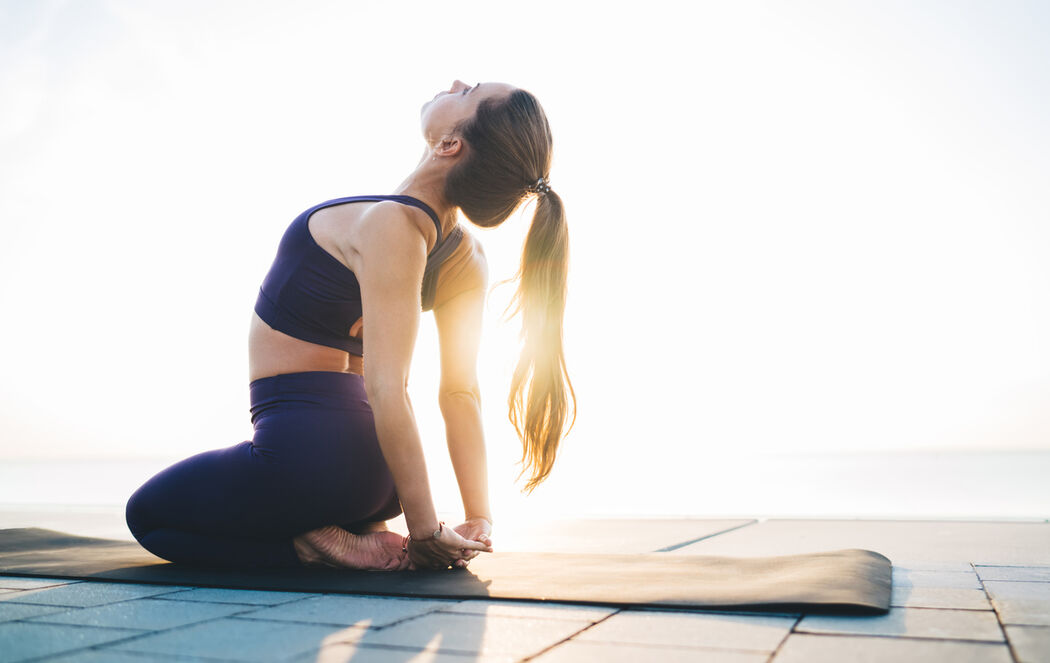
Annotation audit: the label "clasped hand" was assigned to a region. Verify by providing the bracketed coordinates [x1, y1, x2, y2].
[405, 517, 493, 570]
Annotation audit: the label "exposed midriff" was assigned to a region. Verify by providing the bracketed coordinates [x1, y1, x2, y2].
[248, 311, 363, 382]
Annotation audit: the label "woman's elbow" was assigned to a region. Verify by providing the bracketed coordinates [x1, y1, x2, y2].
[438, 387, 482, 412]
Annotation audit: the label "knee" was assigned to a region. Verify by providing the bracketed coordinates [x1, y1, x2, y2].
[124, 484, 154, 541]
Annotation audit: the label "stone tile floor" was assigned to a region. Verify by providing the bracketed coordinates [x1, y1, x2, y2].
[0, 517, 1048, 662]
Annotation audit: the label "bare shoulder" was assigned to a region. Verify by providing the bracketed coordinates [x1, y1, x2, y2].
[354, 200, 439, 255]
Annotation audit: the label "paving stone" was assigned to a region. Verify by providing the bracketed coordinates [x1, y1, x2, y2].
[232, 594, 454, 628]
[977, 566, 1050, 582]
[1005, 625, 1050, 663]
[890, 586, 992, 610]
[892, 560, 979, 573]
[154, 587, 315, 605]
[110, 616, 361, 661]
[437, 599, 616, 622]
[362, 612, 588, 658]
[772, 633, 1014, 663]
[27, 596, 254, 630]
[629, 606, 802, 619]
[293, 643, 516, 663]
[42, 649, 225, 662]
[532, 640, 770, 662]
[796, 606, 1003, 641]
[572, 609, 796, 651]
[0, 621, 142, 663]
[0, 576, 81, 590]
[892, 569, 981, 589]
[677, 520, 1050, 565]
[0, 601, 71, 623]
[1, 581, 190, 607]
[494, 518, 756, 553]
[984, 580, 1050, 626]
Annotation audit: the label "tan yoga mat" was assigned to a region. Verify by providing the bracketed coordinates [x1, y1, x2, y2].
[0, 528, 891, 615]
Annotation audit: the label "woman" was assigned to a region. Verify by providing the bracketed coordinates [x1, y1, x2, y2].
[125, 80, 575, 571]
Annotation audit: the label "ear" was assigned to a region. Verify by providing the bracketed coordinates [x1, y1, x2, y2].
[435, 134, 464, 159]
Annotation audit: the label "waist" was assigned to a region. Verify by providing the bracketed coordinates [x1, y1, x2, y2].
[249, 370, 370, 424]
[249, 312, 363, 382]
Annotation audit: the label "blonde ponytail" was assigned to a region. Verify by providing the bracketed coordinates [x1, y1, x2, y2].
[444, 87, 576, 492]
[506, 190, 576, 492]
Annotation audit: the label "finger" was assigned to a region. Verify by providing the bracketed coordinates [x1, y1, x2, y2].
[456, 538, 493, 552]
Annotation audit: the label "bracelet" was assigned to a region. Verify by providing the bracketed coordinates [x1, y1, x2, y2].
[402, 521, 445, 553]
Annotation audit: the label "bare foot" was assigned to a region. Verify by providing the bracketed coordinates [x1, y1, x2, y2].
[293, 525, 409, 571]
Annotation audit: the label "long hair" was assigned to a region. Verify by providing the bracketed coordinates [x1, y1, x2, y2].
[444, 89, 576, 493]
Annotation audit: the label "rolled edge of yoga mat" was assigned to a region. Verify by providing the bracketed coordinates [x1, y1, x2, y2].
[0, 528, 892, 615]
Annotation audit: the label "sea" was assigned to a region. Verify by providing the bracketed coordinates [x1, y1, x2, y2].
[1, 450, 1047, 542]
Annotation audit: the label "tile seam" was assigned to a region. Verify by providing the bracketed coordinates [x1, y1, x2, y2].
[7, 624, 159, 663]
[791, 629, 1006, 644]
[652, 520, 761, 553]
[785, 631, 1014, 645]
[768, 613, 804, 662]
[524, 638, 777, 654]
[882, 604, 994, 612]
[516, 608, 622, 662]
[22, 604, 269, 630]
[974, 560, 1022, 663]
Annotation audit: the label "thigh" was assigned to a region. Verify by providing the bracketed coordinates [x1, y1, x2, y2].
[126, 441, 303, 540]
[252, 402, 399, 526]
[127, 405, 398, 541]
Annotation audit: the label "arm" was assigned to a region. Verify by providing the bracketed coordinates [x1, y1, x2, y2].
[432, 237, 491, 524]
[355, 203, 440, 540]
[434, 286, 491, 523]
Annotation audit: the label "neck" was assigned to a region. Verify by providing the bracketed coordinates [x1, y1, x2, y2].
[392, 152, 458, 234]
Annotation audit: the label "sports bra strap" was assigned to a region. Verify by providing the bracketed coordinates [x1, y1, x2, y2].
[327, 195, 444, 248]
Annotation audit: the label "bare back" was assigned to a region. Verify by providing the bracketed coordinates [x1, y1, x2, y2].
[248, 200, 446, 382]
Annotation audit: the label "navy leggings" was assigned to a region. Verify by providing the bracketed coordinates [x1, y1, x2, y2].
[125, 371, 402, 568]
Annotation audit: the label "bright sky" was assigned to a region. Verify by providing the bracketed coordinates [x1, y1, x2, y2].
[1, 1, 1048, 518]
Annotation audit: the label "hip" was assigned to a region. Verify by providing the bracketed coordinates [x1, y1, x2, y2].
[248, 370, 382, 467]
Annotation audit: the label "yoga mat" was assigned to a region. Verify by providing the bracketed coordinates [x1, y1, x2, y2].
[0, 528, 891, 615]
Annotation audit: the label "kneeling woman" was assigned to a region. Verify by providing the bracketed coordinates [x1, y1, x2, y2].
[125, 80, 575, 571]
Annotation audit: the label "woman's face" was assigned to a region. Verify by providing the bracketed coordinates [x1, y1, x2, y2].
[421, 80, 514, 145]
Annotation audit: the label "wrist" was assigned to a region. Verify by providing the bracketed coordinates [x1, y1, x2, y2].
[408, 520, 445, 541]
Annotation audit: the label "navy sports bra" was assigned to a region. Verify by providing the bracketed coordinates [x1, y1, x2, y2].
[254, 194, 464, 356]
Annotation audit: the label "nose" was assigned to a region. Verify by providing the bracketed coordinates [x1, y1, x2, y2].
[449, 79, 469, 93]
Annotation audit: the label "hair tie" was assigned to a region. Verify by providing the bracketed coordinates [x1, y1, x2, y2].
[527, 176, 551, 196]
